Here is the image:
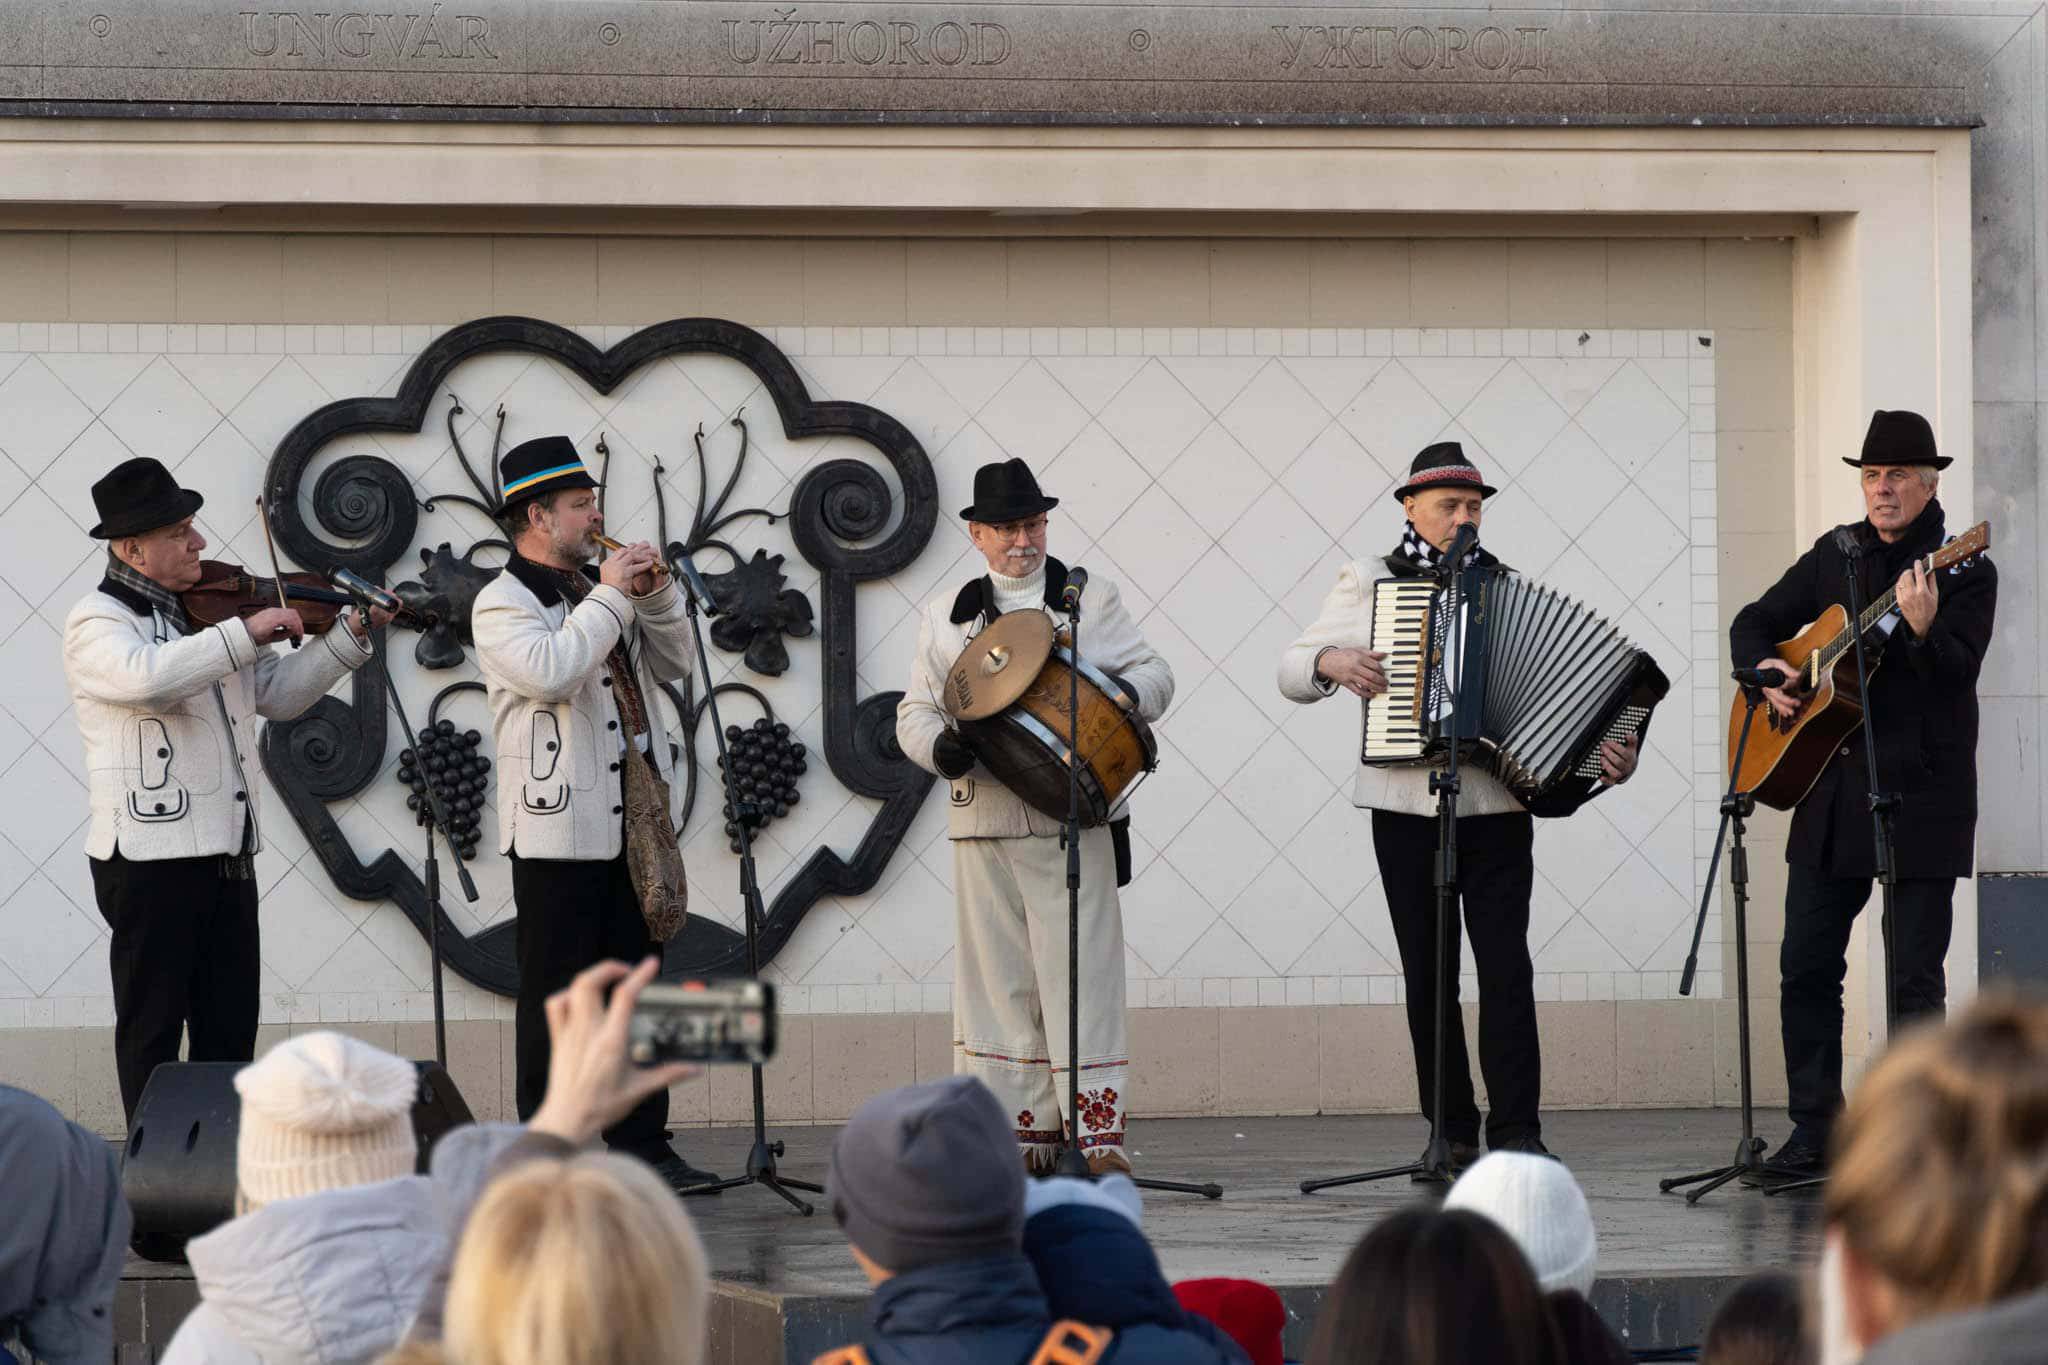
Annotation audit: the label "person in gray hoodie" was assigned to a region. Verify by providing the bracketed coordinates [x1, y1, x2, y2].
[0, 1085, 130, 1365]
[159, 1031, 438, 1365]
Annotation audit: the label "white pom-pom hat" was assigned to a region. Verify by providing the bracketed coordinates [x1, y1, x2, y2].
[1444, 1150, 1598, 1297]
[233, 1030, 418, 1211]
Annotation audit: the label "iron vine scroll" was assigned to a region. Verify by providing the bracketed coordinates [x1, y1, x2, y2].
[258, 315, 939, 994]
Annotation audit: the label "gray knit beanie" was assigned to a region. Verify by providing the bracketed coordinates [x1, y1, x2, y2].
[827, 1076, 1025, 1273]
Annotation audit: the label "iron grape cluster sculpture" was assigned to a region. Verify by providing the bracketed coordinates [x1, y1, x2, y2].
[716, 717, 807, 852]
[397, 719, 491, 860]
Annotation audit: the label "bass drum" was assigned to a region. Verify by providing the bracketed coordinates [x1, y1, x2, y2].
[944, 610, 1157, 827]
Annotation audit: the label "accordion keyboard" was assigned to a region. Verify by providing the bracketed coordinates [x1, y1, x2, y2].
[1363, 579, 1434, 762]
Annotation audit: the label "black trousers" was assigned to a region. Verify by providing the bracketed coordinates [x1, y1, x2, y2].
[88, 850, 260, 1124]
[1781, 865, 1953, 1146]
[511, 846, 671, 1158]
[1372, 809, 1541, 1146]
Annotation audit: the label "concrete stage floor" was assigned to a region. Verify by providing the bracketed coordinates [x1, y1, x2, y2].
[683, 1108, 1824, 1363]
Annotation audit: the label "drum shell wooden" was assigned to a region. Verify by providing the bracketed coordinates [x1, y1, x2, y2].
[960, 647, 1154, 827]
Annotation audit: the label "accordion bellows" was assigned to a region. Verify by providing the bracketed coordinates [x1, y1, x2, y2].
[1364, 572, 1669, 817]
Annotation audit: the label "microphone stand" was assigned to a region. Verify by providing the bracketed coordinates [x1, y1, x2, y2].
[1660, 676, 1769, 1203]
[369, 616, 478, 1067]
[1770, 537, 1900, 1197]
[1048, 580, 1221, 1198]
[664, 548, 822, 1215]
[1303, 544, 1475, 1195]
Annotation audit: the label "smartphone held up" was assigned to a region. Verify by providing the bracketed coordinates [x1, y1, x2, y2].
[628, 978, 777, 1067]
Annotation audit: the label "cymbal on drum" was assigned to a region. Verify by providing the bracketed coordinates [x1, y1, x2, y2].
[945, 610, 1055, 721]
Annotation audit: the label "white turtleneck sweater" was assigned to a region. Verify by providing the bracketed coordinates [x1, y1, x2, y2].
[988, 564, 1046, 615]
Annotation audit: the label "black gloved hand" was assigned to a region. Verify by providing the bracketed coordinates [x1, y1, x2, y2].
[933, 730, 976, 780]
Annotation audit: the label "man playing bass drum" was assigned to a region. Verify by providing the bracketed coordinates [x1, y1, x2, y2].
[1729, 409, 1996, 1185]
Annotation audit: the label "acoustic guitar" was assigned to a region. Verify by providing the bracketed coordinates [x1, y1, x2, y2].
[1729, 520, 1990, 810]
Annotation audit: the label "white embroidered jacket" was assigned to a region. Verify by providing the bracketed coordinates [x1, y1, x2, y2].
[1277, 557, 1525, 818]
[64, 580, 374, 861]
[896, 560, 1174, 839]
[472, 555, 698, 862]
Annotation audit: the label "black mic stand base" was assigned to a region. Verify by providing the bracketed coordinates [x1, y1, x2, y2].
[1660, 688, 1769, 1205]
[668, 554, 823, 1213]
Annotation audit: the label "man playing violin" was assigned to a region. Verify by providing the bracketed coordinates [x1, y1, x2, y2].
[1730, 409, 1997, 1184]
[62, 457, 396, 1124]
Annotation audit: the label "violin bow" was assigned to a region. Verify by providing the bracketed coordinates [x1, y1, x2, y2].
[253, 495, 302, 650]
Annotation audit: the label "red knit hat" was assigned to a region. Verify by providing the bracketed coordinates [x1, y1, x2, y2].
[1174, 1277, 1285, 1365]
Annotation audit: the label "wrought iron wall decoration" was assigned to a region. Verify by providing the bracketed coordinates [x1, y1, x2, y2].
[258, 316, 939, 994]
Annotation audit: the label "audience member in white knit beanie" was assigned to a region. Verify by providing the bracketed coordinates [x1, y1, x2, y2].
[1444, 1150, 1598, 1296]
[233, 1029, 419, 1212]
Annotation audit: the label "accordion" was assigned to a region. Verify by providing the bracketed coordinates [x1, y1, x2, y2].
[1364, 569, 1669, 816]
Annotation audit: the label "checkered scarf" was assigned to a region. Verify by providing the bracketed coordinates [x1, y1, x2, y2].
[1394, 521, 1480, 573]
[106, 551, 193, 635]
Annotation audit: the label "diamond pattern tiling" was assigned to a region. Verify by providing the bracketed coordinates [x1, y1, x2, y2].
[0, 873, 98, 994]
[1214, 726, 1334, 851]
[101, 358, 225, 466]
[1165, 671, 1273, 789]
[1096, 360, 1210, 476]
[1165, 794, 1275, 912]
[1160, 425, 1272, 539]
[1578, 362, 1689, 475]
[1581, 851, 1693, 969]
[1218, 361, 1329, 477]
[1159, 546, 1276, 663]
[1223, 858, 1333, 975]
[1338, 361, 1451, 478]
[1042, 424, 1151, 543]
[0, 360, 96, 477]
[1101, 483, 1210, 604]
[1460, 362, 1570, 477]
[1220, 484, 1334, 605]
[1039, 357, 1146, 416]
[1282, 423, 1390, 540]
[1521, 357, 1624, 415]
[0, 323, 1716, 1019]
[1286, 357, 1385, 417]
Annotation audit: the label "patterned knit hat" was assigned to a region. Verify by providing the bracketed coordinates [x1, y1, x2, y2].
[233, 1031, 417, 1211]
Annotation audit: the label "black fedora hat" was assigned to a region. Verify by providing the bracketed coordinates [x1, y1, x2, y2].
[89, 457, 204, 540]
[1391, 441, 1498, 504]
[1844, 409, 1950, 471]
[959, 458, 1059, 523]
[499, 435, 600, 508]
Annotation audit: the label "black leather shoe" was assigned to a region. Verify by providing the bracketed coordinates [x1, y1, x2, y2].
[1738, 1137, 1826, 1187]
[650, 1153, 725, 1195]
[1412, 1139, 1482, 1184]
[1492, 1134, 1558, 1161]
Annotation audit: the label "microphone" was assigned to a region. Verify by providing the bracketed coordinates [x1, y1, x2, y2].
[666, 547, 723, 618]
[1833, 526, 1866, 560]
[1732, 665, 1795, 691]
[326, 567, 404, 615]
[1060, 567, 1089, 612]
[1439, 522, 1479, 576]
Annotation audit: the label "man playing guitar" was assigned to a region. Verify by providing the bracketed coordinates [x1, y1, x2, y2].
[1730, 409, 1996, 1184]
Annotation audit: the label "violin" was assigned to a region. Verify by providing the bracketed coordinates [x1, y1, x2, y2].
[181, 560, 419, 636]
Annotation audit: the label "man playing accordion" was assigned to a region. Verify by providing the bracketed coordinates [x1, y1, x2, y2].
[1278, 442, 1638, 1175]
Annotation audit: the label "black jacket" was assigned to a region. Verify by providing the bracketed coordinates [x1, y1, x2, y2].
[1728, 499, 1995, 878]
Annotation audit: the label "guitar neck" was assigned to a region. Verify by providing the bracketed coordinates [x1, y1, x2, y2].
[1809, 556, 1920, 682]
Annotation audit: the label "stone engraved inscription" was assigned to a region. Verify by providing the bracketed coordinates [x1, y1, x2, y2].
[1269, 23, 1549, 76]
[722, 11, 1012, 67]
[240, 6, 500, 61]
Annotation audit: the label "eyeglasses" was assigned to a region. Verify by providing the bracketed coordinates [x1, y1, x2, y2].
[984, 517, 1049, 540]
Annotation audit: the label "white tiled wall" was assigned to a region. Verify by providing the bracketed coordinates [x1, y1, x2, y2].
[0, 320, 1717, 1028]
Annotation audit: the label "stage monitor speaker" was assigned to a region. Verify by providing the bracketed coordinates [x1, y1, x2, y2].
[123, 1057, 474, 1264]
